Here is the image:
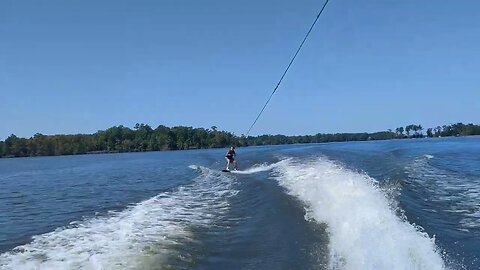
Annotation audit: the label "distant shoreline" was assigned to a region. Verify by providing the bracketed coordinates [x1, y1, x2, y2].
[1, 122, 479, 158]
[0, 135, 478, 160]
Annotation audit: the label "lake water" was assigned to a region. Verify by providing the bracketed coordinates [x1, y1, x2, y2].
[1, 137, 479, 269]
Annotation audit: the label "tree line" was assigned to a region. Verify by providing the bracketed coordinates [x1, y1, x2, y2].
[394, 123, 480, 138]
[0, 122, 479, 158]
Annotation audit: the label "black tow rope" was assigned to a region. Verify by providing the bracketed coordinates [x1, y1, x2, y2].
[245, 0, 330, 136]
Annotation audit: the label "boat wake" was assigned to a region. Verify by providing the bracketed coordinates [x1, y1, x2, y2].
[272, 157, 447, 270]
[190, 160, 287, 175]
[231, 160, 288, 174]
[0, 168, 237, 270]
[405, 155, 480, 231]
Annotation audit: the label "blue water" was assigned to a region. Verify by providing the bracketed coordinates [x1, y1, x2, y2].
[0, 137, 479, 269]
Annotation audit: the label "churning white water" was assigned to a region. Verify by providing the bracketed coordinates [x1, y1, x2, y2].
[273, 157, 447, 270]
[0, 168, 237, 270]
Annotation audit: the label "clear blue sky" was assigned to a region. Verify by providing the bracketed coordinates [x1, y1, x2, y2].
[1, 0, 479, 140]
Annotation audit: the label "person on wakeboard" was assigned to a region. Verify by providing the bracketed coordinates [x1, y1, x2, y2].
[225, 146, 238, 171]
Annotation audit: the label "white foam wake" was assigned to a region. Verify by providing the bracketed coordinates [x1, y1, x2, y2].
[273, 158, 446, 270]
[231, 162, 283, 174]
[0, 170, 237, 270]
[190, 161, 285, 175]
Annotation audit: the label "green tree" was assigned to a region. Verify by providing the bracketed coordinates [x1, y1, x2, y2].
[405, 125, 412, 137]
[417, 125, 423, 137]
[0, 141, 5, 157]
[395, 127, 404, 137]
[426, 128, 433, 137]
[134, 123, 153, 151]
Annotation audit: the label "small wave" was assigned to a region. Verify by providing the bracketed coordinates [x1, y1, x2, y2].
[424, 154, 434, 159]
[188, 164, 199, 170]
[188, 164, 210, 174]
[273, 158, 446, 270]
[405, 156, 480, 230]
[0, 169, 237, 270]
[231, 160, 288, 175]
